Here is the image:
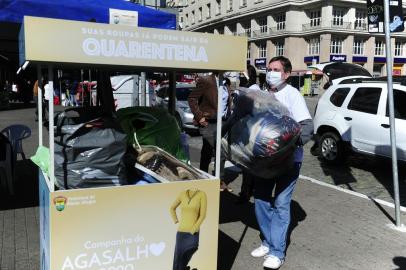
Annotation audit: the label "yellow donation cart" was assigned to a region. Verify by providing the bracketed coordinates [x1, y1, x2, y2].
[21, 16, 246, 270]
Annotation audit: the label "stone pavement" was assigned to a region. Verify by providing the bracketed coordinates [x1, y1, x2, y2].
[1, 104, 406, 270]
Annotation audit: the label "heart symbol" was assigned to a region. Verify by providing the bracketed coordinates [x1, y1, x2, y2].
[149, 242, 166, 256]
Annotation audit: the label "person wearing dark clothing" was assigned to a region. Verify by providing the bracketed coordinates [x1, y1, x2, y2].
[188, 73, 231, 191]
[69, 79, 78, 107]
[188, 73, 218, 173]
[237, 65, 261, 204]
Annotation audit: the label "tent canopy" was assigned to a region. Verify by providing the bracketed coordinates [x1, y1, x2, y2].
[0, 0, 176, 29]
[0, 0, 176, 67]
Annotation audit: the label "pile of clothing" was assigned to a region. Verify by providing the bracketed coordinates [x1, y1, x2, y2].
[222, 88, 301, 179]
[52, 106, 204, 190]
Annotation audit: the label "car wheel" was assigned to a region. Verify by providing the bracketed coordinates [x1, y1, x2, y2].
[319, 132, 344, 164]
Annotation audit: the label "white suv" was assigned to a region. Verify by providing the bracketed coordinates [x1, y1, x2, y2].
[313, 78, 406, 163]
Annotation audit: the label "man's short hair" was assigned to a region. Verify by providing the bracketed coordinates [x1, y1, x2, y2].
[269, 56, 292, 73]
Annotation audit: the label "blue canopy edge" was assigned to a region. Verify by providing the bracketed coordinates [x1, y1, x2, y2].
[0, 0, 176, 29]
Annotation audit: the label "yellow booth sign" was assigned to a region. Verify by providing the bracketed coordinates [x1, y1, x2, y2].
[40, 173, 220, 270]
[23, 16, 247, 71]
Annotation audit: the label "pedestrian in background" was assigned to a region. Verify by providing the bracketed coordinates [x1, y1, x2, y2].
[43, 77, 51, 120]
[237, 64, 261, 204]
[188, 72, 231, 192]
[69, 79, 78, 107]
[33, 79, 39, 121]
[250, 56, 313, 269]
[220, 77, 232, 120]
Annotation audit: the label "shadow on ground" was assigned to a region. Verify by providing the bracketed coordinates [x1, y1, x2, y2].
[318, 153, 406, 207]
[217, 190, 307, 270]
[393, 256, 406, 270]
[0, 159, 39, 210]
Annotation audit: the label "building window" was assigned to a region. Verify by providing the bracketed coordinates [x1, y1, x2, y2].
[258, 42, 267, 58]
[191, 11, 195, 24]
[276, 13, 286, 30]
[227, 0, 233, 11]
[330, 37, 343, 54]
[353, 39, 365, 55]
[332, 8, 344, 26]
[198, 7, 202, 21]
[240, 0, 247, 7]
[207, 3, 211, 18]
[395, 41, 405, 56]
[308, 37, 320, 55]
[247, 43, 251, 59]
[310, 10, 321, 27]
[185, 14, 189, 27]
[375, 40, 385, 56]
[215, 0, 221, 15]
[355, 10, 367, 30]
[241, 21, 251, 36]
[275, 41, 284, 56]
[259, 17, 267, 33]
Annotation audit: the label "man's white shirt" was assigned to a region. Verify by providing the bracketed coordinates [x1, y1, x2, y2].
[273, 84, 311, 162]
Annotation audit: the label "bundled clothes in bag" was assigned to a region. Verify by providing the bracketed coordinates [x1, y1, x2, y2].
[54, 108, 127, 189]
[221, 88, 301, 179]
[116, 107, 188, 162]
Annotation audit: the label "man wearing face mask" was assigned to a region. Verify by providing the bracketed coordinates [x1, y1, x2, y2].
[250, 56, 313, 269]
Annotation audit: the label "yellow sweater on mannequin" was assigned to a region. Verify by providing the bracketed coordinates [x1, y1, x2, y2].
[170, 189, 207, 234]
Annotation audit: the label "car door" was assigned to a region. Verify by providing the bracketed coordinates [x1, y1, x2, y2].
[379, 88, 406, 160]
[344, 86, 385, 155]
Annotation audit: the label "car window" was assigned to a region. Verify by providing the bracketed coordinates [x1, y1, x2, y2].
[386, 89, 406, 120]
[347, 87, 381, 114]
[330, 87, 350, 107]
[176, 87, 193, 101]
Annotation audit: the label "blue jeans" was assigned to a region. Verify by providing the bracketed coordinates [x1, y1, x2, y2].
[253, 162, 301, 260]
[173, 232, 199, 270]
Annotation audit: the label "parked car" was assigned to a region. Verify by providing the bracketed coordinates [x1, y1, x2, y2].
[155, 83, 197, 131]
[313, 78, 406, 163]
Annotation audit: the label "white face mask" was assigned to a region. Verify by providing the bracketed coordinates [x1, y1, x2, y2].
[266, 71, 284, 88]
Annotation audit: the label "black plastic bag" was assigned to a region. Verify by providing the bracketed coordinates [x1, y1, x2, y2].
[54, 114, 127, 189]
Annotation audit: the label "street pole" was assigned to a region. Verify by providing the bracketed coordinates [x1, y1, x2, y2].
[37, 65, 43, 147]
[140, 0, 147, 106]
[215, 72, 223, 178]
[383, 0, 401, 228]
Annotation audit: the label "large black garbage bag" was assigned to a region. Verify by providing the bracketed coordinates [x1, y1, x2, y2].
[54, 115, 127, 189]
[222, 88, 301, 179]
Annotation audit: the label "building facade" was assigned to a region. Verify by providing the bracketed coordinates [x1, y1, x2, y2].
[178, 0, 406, 76]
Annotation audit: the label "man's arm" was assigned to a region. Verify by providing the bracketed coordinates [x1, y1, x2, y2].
[298, 118, 314, 146]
